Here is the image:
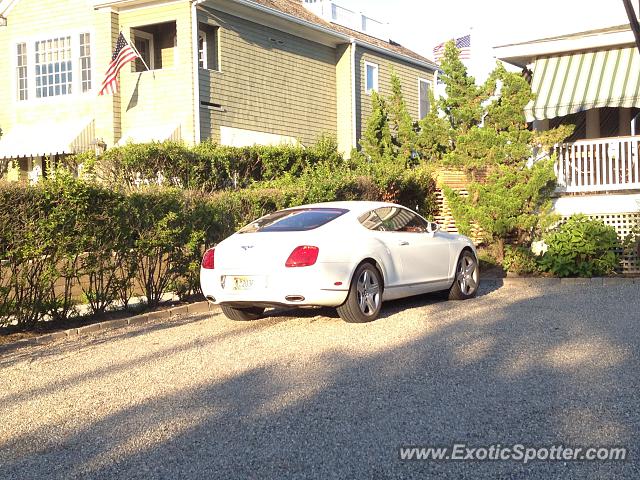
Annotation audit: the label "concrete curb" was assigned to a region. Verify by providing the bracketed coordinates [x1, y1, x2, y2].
[482, 276, 639, 286]
[0, 301, 218, 354]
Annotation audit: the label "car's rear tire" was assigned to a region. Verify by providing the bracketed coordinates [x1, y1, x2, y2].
[337, 262, 383, 323]
[221, 305, 265, 321]
[448, 250, 480, 300]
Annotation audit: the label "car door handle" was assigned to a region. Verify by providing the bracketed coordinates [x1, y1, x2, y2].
[398, 240, 410, 246]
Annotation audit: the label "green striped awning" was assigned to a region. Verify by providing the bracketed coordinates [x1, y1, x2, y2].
[525, 46, 640, 122]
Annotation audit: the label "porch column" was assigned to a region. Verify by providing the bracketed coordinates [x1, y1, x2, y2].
[586, 108, 600, 139]
[619, 108, 632, 136]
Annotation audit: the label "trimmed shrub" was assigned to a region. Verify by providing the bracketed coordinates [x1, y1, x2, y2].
[538, 215, 620, 277]
[79, 138, 344, 192]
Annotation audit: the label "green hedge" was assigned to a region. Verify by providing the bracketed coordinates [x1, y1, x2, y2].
[1, 156, 437, 330]
[76, 137, 344, 191]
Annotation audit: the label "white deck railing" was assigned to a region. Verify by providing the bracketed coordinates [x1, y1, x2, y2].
[554, 136, 640, 193]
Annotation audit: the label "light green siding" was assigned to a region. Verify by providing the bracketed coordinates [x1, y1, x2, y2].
[198, 8, 337, 147]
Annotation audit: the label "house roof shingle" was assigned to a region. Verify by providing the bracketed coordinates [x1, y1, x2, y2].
[244, 0, 437, 69]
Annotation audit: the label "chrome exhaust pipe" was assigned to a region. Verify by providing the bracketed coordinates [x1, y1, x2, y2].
[285, 295, 305, 302]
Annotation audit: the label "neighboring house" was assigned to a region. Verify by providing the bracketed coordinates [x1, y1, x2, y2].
[495, 25, 640, 272]
[0, 0, 437, 179]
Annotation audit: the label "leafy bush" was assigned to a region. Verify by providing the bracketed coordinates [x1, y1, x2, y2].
[538, 215, 620, 277]
[77, 138, 345, 192]
[502, 246, 539, 275]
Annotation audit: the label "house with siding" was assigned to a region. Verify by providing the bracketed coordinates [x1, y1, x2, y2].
[495, 25, 640, 273]
[0, 0, 437, 178]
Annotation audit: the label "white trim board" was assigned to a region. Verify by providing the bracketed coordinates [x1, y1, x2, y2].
[553, 194, 640, 216]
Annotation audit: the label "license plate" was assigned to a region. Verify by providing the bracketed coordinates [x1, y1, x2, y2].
[231, 276, 256, 291]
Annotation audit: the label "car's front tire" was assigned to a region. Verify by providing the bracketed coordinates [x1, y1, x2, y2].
[337, 262, 383, 323]
[448, 250, 479, 300]
[220, 305, 265, 321]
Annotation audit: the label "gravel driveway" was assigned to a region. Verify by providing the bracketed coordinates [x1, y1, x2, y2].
[1, 281, 638, 479]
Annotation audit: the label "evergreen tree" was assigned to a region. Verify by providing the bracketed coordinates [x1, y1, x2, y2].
[416, 89, 452, 161]
[387, 73, 417, 163]
[438, 40, 485, 133]
[442, 59, 573, 261]
[360, 91, 394, 163]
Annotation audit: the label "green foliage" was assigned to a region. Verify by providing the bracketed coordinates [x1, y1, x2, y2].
[253, 158, 437, 218]
[78, 138, 342, 192]
[360, 91, 394, 163]
[444, 160, 558, 260]
[416, 90, 452, 161]
[503, 246, 540, 275]
[438, 40, 484, 132]
[387, 73, 418, 163]
[430, 48, 574, 262]
[538, 215, 620, 277]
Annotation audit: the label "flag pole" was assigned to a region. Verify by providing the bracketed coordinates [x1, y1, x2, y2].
[122, 31, 152, 73]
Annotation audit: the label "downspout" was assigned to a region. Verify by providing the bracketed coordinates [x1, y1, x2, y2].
[351, 39, 357, 152]
[191, 0, 204, 144]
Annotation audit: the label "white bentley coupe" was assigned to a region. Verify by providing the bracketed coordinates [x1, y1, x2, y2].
[200, 201, 479, 323]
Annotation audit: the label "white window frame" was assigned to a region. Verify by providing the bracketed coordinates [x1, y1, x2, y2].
[418, 78, 432, 119]
[14, 29, 95, 104]
[131, 29, 155, 70]
[79, 32, 92, 93]
[197, 22, 220, 72]
[365, 61, 379, 94]
[16, 42, 28, 101]
[198, 29, 207, 70]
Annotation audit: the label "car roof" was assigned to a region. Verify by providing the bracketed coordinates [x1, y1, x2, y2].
[285, 201, 404, 216]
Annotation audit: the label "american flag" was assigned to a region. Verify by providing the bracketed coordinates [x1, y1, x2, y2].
[432, 34, 471, 64]
[98, 32, 139, 96]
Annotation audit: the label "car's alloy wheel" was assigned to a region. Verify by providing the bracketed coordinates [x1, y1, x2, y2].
[221, 305, 265, 321]
[337, 262, 382, 323]
[448, 251, 479, 300]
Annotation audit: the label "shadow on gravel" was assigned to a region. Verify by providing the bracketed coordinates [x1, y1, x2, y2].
[261, 282, 504, 323]
[2, 283, 639, 479]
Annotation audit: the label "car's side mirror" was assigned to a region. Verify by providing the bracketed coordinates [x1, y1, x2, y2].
[426, 222, 440, 234]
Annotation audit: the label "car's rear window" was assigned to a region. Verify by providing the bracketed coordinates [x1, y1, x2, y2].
[238, 208, 348, 233]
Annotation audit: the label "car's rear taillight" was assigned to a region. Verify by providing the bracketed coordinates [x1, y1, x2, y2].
[285, 246, 319, 268]
[201, 248, 215, 269]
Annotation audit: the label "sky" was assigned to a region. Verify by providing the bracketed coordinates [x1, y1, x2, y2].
[341, 0, 633, 80]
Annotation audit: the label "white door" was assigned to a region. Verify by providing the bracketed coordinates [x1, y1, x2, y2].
[370, 206, 450, 285]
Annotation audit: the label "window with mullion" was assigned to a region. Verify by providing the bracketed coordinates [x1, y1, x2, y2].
[16, 43, 28, 101]
[34, 36, 73, 98]
[79, 33, 91, 92]
[419, 79, 431, 119]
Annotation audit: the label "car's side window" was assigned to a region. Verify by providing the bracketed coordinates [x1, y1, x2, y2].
[358, 210, 385, 230]
[358, 207, 430, 233]
[375, 207, 429, 233]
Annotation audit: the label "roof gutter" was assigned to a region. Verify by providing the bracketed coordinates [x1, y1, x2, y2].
[228, 0, 438, 71]
[350, 39, 357, 151]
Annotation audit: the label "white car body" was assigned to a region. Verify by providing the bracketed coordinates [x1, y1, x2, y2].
[200, 201, 478, 315]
